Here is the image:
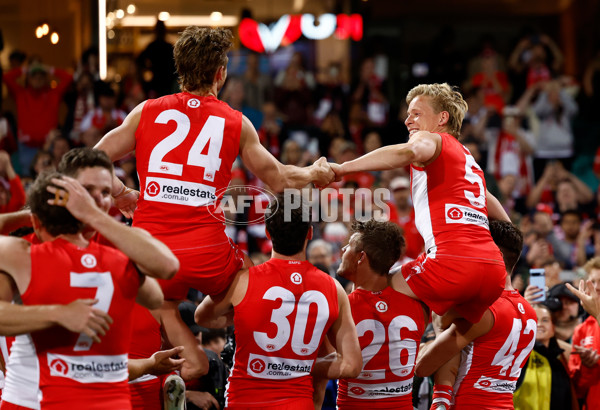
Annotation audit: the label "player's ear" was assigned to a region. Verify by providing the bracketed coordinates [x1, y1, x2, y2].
[439, 111, 449, 126]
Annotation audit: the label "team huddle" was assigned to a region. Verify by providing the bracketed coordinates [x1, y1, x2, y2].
[0, 27, 538, 410]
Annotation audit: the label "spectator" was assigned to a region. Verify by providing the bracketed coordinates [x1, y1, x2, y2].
[3, 62, 73, 175]
[531, 80, 578, 179]
[0, 151, 25, 214]
[241, 52, 272, 111]
[313, 62, 349, 125]
[470, 47, 510, 114]
[307, 238, 349, 288]
[221, 76, 262, 129]
[351, 57, 388, 127]
[555, 210, 594, 268]
[63, 70, 96, 142]
[137, 20, 176, 98]
[386, 176, 423, 260]
[28, 150, 54, 180]
[273, 51, 315, 127]
[256, 101, 285, 158]
[513, 303, 579, 410]
[568, 257, 600, 410]
[549, 283, 582, 343]
[80, 81, 127, 135]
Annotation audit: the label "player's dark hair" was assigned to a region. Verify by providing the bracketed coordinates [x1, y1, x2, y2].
[174, 27, 233, 93]
[351, 220, 404, 275]
[489, 220, 523, 273]
[27, 171, 84, 237]
[265, 194, 310, 256]
[57, 148, 113, 177]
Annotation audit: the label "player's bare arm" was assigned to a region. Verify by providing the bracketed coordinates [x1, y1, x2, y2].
[0, 210, 32, 235]
[128, 345, 185, 381]
[239, 116, 334, 190]
[135, 275, 164, 310]
[333, 131, 439, 179]
[94, 101, 145, 217]
[158, 300, 209, 380]
[194, 269, 249, 329]
[415, 309, 494, 377]
[486, 189, 511, 222]
[48, 176, 179, 280]
[312, 282, 362, 379]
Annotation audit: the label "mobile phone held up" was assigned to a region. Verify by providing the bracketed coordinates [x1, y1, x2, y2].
[529, 268, 546, 302]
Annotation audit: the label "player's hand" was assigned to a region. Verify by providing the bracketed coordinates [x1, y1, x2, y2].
[524, 284, 545, 304]
[312, 157, 334, 188]
[329, 162, 343, 183]
[113, 187, 140, 219]
[148, 346, 186, 376]
[56, 299, 113, 343]
[186, 390, 220, 410]
[573, 344, 600, 368]
[47, 175, 102, 224]
[567, 280, 600, 319]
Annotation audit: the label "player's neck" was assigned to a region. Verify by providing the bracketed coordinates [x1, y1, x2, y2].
[356, 270, 388, 292]
[271, 251, 307, 262]
[188, 85, 218, 98]
[58, 232, 90, 248]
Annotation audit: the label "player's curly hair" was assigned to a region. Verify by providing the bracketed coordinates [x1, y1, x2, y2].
[174, 27, 233, 93]
[27, 171, 84, 237]
[584, 256, 600, 275]
[351, 220, 404, 275]
[406, 83, 468, 138]
[489, 220, 523, 273]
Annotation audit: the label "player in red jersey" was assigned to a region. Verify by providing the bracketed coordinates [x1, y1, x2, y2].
[331, 83, 509, 327]
[0, 148, 185, 410]
[416, 220, 537, 409]
[195, 195, 361, 409]
[0, 172, 165, 410]
[332, 220, 428, 409]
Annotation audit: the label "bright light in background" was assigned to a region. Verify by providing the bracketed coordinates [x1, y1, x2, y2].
[127, 4, 136, 14]
[107, 30, 115, 39]
[35, 26, 44, 38]
[106, 18, 114, 29]
[210, 11, 223, 21]
[158, 11, 170, 21]
[50, 32, 59, 44]
[116, 9, 125, 19]
[107, 11, 115, 20]
[120, 15, 238, 27]
[41, 23, 49, 35]
[99, 0, 107, 80]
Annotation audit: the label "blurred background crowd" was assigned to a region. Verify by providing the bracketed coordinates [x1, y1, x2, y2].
[1, 7, 600, 408]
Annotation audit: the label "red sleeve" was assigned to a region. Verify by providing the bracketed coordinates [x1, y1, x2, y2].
[51, 68, 74, 96]
[2, 67, 25, 97]
[594, 146, 600, 175]
[0, 175, 26, 213]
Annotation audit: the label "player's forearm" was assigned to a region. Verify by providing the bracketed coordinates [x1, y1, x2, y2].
[86, 211, 178, 280]
[0, 210, 32, 235]
[128, 357, 154, 381]
[339, 144, 414, 177]
[278, 164, 316, 191]
[486, 190, 510, 222]
[0, 302, 65, 335]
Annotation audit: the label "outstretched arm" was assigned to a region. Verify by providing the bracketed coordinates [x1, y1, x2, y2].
[332, 131, 439, 179]
[128, 346, 185, 381]
[487, 189, 510, 222]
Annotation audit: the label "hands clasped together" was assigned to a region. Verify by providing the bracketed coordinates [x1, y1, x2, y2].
[310, 157, 343, 188]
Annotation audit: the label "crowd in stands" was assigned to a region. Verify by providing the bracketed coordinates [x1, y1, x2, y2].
[2, 24, 600, 408]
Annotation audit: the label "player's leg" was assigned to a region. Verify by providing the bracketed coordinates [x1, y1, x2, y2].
[388, 267, 419, 300]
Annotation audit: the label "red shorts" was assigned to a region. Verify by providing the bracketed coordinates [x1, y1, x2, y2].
[401, 253, 505, 323]
[157, 239, 245, 299]
[130, 378, 161, 410]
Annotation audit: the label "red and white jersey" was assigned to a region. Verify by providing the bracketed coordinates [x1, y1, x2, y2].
[226, 259, 339, 407]
[410, 133, 502, 263]
[337, 287, 427, 409]
[128, 305, 162, 410]
[452, 290, 537, 409]
[134, 92, 243, 250]
[21, 238, 140, 410]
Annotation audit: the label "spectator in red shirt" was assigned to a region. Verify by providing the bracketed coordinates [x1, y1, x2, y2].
[2, 62, 72, 175]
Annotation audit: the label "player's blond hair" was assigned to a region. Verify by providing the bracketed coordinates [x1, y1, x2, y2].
[406, 83, 468, 138]
[584, 256, 600, 275]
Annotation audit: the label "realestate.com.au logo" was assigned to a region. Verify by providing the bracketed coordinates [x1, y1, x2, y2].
[207, 185, 391, 225]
